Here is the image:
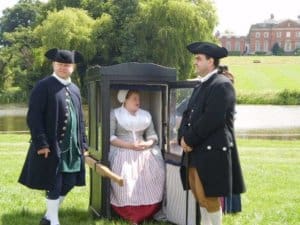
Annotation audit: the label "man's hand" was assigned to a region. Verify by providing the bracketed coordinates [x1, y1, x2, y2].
[37, 148, 51, 158]
[180, 137, 192, 153]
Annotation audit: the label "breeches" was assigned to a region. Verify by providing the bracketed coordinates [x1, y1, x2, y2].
[188, 167, 220, 212]
[46, 172, 78, 199]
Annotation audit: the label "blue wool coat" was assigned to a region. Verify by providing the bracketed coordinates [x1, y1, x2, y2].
[19, 76, 88, 190]
[178, 73, 246, 197]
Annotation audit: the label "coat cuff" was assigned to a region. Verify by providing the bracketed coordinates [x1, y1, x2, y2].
[32, 134, 49, 150]
[184, 127, 203, 147]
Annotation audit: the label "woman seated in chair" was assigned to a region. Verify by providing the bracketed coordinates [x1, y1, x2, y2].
[109, 89, 165, 225]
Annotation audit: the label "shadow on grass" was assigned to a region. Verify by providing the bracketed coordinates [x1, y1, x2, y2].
[1, 208, 97, 225]
[2, 208, 178, 225]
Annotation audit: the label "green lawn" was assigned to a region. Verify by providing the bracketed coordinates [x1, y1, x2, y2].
[221, 56, 300, 93]
[1, 134, 300, 225]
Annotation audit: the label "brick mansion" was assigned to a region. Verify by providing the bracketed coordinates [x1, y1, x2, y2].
[217, 14, 300, 55]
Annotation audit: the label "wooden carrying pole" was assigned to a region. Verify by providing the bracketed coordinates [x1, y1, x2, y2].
[85, 155, 124, 186]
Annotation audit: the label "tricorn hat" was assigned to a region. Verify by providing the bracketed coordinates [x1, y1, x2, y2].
[186, 42, 228, 59]
[45, 48, 84, 64]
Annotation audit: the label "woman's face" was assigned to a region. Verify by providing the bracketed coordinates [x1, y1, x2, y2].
[124, 92, 140, 113]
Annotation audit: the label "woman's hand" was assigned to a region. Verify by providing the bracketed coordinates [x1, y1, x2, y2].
[132, 140, 154, 151]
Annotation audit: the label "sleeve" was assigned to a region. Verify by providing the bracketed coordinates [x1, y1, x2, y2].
[184, 82, 235, 147]
[26, 81, 49, 151]
[144, 120, 158, 143]
[110, 110, 118, 142]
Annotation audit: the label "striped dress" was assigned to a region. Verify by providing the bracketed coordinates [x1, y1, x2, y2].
[109, 107, 165, 223]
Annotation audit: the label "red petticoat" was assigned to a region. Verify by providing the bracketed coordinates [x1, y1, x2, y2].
[112, 203, 161, 224]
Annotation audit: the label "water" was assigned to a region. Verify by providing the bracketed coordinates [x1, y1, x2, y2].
[0, 104, 28, 133]
[1, 104, 300, 139]
[235, 105, 300, 139]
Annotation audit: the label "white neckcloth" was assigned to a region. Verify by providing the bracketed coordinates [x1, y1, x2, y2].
[114, 106, 151, 142]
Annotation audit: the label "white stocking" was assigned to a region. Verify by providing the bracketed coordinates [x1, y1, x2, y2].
[59, 196, 65, 206]
[44, 198, 60, 225]
[208, 207, 222, 225]
[200, 207, 212, 225]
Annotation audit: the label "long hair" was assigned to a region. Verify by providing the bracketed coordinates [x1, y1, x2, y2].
[218, 65, 234, 84]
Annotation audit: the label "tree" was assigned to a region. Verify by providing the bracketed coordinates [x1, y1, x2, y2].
[121, 0, 217, 80]
[272, 42, 283, 55]
[33, 8, 96, 87]
[0, 0, 44, 46]
[90, 0, 139, 65]
[0, 26, 40, 90]
[46, 0, 82, 10]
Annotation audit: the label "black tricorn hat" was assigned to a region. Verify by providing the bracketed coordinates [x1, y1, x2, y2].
[187, 42, 228, 59]
[45, 48, 84, 64]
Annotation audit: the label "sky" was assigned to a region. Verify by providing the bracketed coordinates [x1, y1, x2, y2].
[213, 0, 300, 35]
[1, 0, 299, 36]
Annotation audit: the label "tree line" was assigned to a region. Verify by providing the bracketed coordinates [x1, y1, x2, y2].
[0, 0, 218, 100]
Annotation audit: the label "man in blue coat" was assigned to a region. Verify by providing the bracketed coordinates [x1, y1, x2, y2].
[19, 48, 88, 225]
[178, 42, 246, 225]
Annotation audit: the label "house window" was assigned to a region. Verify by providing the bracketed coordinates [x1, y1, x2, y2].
[276, 32, 281, 38]
[226, 41, 231, 51]
[286, 32, 291, 38]
[285, 40, 292, 51]
[296, 42, 300, 48]
[296, 32, 300, 38]
[255, 32, 260, 38]
[264, 40, 268, 51]
[264, 32, 269, 38]
[235, 41, 240, 51]
[255, 40, 260, 51]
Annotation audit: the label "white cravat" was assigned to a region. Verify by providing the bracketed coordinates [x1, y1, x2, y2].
[200, 69, 218, 83]
[52, 73, 71, 85]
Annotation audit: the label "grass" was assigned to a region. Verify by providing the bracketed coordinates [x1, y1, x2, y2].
[220, 56, 300, 104]
[222, 56, 300, 92]
[0, 134, 299, 225]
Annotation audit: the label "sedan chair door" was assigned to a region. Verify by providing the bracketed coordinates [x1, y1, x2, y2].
[164, 81, 199, 225]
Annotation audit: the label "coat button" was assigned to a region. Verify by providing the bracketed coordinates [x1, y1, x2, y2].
[207, 145, 212, 150]
[230, 142, 234, 147]
[65, 113, 69, 117]
[64, 120, 68, 124]
[222, 147, 227, 151]
[59, 140, 63, 144]
[188, 123, 191, 126]
[62, 126, 66, 131]
[66, 92, 69, 96]
[61, 133, 65, 137]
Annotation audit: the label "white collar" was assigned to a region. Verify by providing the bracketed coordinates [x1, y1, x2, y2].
[200, 69, 218, 83]
[114, 106, 151, 132]
[52, 73, 71, 85]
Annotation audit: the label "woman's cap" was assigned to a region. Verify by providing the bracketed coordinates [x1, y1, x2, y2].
[117, 90, 129, 103]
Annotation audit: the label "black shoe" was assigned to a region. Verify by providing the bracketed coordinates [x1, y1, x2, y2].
[39, 218, 50, 225]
